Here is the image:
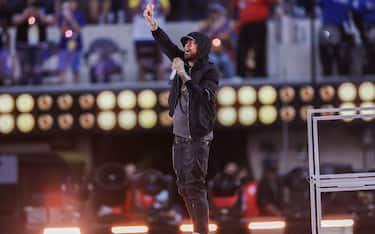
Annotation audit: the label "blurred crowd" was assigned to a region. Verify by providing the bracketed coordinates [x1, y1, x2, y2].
[1, 0, 375, 86]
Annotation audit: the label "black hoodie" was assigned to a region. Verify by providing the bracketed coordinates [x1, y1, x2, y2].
[152, 27, 221, 139]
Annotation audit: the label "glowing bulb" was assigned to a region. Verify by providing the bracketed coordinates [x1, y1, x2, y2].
[118, 111, 137, 130]
[138, 110, 157, 129]
[118, 90, 137, 109]
[300, 105, 314, 121]
[320, 85, 336, 102]
[79, 113, 95, 129]
[0, 114, 15, 134]
[339, 102, 356, 122]
[217, 87, 236, 106]
[212, 38, 222, 47]
[17, 113, 35, 133]
[16, 94, 34, 113]
[58, 114, 74, 130]
[97, 91, 116, 110]
[159, 110, 173, 127]
[238, 86, 256, 105]
[280, 106, 296, 122]
[0, 94, 14, 113]
[28, 16, 36, 25]
[238, 106, 257, 126]
[217, 107, 237, 126]
[158, 91, 170, 107]
[338, 82, 357, 102]
[359, 82, 375, 101]
[259, 86, 277, 105]
[57, 94, 73, 111]
[259, 105, 277, 125]
[138, 90, 157, 109]
[97, 111, 116, 130]
[38, 114, 53, 131]
[79, 94, 95, 110]
[279, 86, 295, 103]
[65, 29, 73, 38]
[360, 102, 375, 121]
[37, 95, 53, 111]
[300, 86, 315, 103]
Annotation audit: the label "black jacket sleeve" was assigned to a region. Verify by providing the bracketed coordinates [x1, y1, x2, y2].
[151, 27, 184, 61]
[185, 67, 220, 103]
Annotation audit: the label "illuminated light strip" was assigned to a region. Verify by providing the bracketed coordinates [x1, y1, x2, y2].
[179, 223, 218, 232]
[321, 219, 354, 228]
[111, 225, 149, 234]
[43, 227, 81, 234]
[248, 221, 286, 230]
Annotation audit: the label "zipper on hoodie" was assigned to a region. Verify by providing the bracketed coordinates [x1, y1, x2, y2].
[187, 66, 192, 139]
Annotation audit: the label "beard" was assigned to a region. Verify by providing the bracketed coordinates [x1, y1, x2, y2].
[184, 51, 198, 61]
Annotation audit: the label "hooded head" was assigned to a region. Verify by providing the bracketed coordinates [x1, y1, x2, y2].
[180, 32, 211, 63]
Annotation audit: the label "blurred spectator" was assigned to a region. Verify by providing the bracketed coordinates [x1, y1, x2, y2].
[352, 0, 375, 74]
[257, 158, 284, 216]
[232, 0, 277, 78]
[200, 3, 237, 79]
[12, 0, 55, 85]
[58, 0, 85, 83]
[129, 0, 170, 81]
[0, 0, 12, 86]
[99, 0, 115, 24]
[86, 0, 100, 24]
[318, 0, 355, 76]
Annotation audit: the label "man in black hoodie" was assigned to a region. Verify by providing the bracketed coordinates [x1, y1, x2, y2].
[144, 4, 220, 234]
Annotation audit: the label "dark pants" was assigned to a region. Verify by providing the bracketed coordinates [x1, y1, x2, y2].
[172, 136, 211, 234]
[236, 21, 267, 78]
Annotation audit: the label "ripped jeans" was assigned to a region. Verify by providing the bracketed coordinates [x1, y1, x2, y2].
[172, 136, 211, 234]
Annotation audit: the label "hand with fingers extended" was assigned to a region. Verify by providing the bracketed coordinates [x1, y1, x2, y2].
[143, 3, 158, 31]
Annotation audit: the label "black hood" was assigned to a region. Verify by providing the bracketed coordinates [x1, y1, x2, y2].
[180, 32, 211, 61]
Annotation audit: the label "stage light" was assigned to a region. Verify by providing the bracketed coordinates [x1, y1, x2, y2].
[111, 225, 149, 234]
[360, 102, 375, 121]
[28, 16, 36, 25]
[217, 107, 237, 126]
[338, 82, 357, 102]
[118, 90, 137, 109]
[79, 113, 95, 129]
[280, 106, 296, 122]
[38, 114, 53, 131]
[97, 91, 116, 110]
[238, 86, 256, 105]
[118, 111, 137, 130]
[320, 85, 336, 102]
[258, 86, 277, 105]
[212, 38, 222, 47]
[238, 106, 257, 126]
[138, 90, 157, 109]
[0, 114, 15, 134]
[320, 104, 335, 116]
[43, 227, 81, 234]
[300, 105, 313, 121]
[179, 223, 218, 233]
[217, 86, 236, 106]
[37, 95, 53, 111]
[279, 86, 295, 103]
[0, 94, 14, 113]
[321, 219, 354, 228]
[58, 114, 74, 130]
[299, 86, 315, 103]
[248, 221, 286, 230]
[17, 113, 35, 133]
[339, 102, 356, 122]
[259, 105, 277, 125]
[16, 94, 34, 113]
[158, 90, 170, 107]
[138, 110, 157, 129]
[359, 82, 375, 101]
[98, 111, 116, 130]
[57, 94, 73, 111]
[159, 110, 173, 127]
[65, 29, 73, 38]
[79, 94, 95, 110]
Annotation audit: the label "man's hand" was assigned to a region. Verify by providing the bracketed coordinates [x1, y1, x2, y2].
[143, 3, 158, 31]
[172, 58, 191, 83]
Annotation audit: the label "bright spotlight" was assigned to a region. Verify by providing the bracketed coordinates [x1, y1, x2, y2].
[159, 110, 173, 127]
[321, 219, 354, 228]
[138, 90, 157, 109]
[338, 82, 357, 102]
[57, 94, 73, 111]
[248, 221, 286, 230]
[158, 91, 170, 107]
[0, 94, 15, 113]
[279, 86, 295, 103]
[179, 223, 218, 233]
[258, 86, 277, 105]
[138, 110, 157, 129]
[339, 102, 356, 122]
[17, 113, 35, 133]
[217, 87, 236, 106]
[118, 90, 137, 109]
[238, 86, 256, 105]
[238, 106, 257, 126]
[217, 107, 237, 126]
[360, 102, 375, 121]
[79, 113, 95, 129]
[320, 85, 336, 102]
[359, 82, 375, 101]
[320, 104, 335, 116]
[299, 86, 315, 103]
[16, 94, 34, 113]
[43, 227, 81, 234]
[259, 105, 277, 125]
[58, 114, 74, 130]
[79, 94, 95, 110]
[0, 114, 15, 134]
[111, 225, 149, 234]
[98, 111, 116, 130]
[280, 106, 296, 122]
[97, 91, 116, 110]
[118, 111, 137, 130]
[38, 114, 54, 131]
[37, 95, 53, 111]
[300, 105, 314, 121]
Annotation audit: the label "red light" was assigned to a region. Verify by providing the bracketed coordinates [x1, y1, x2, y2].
[28, 16, 36, 25]
[212, 38, 222, 47]
[65, 30, 73, 38]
